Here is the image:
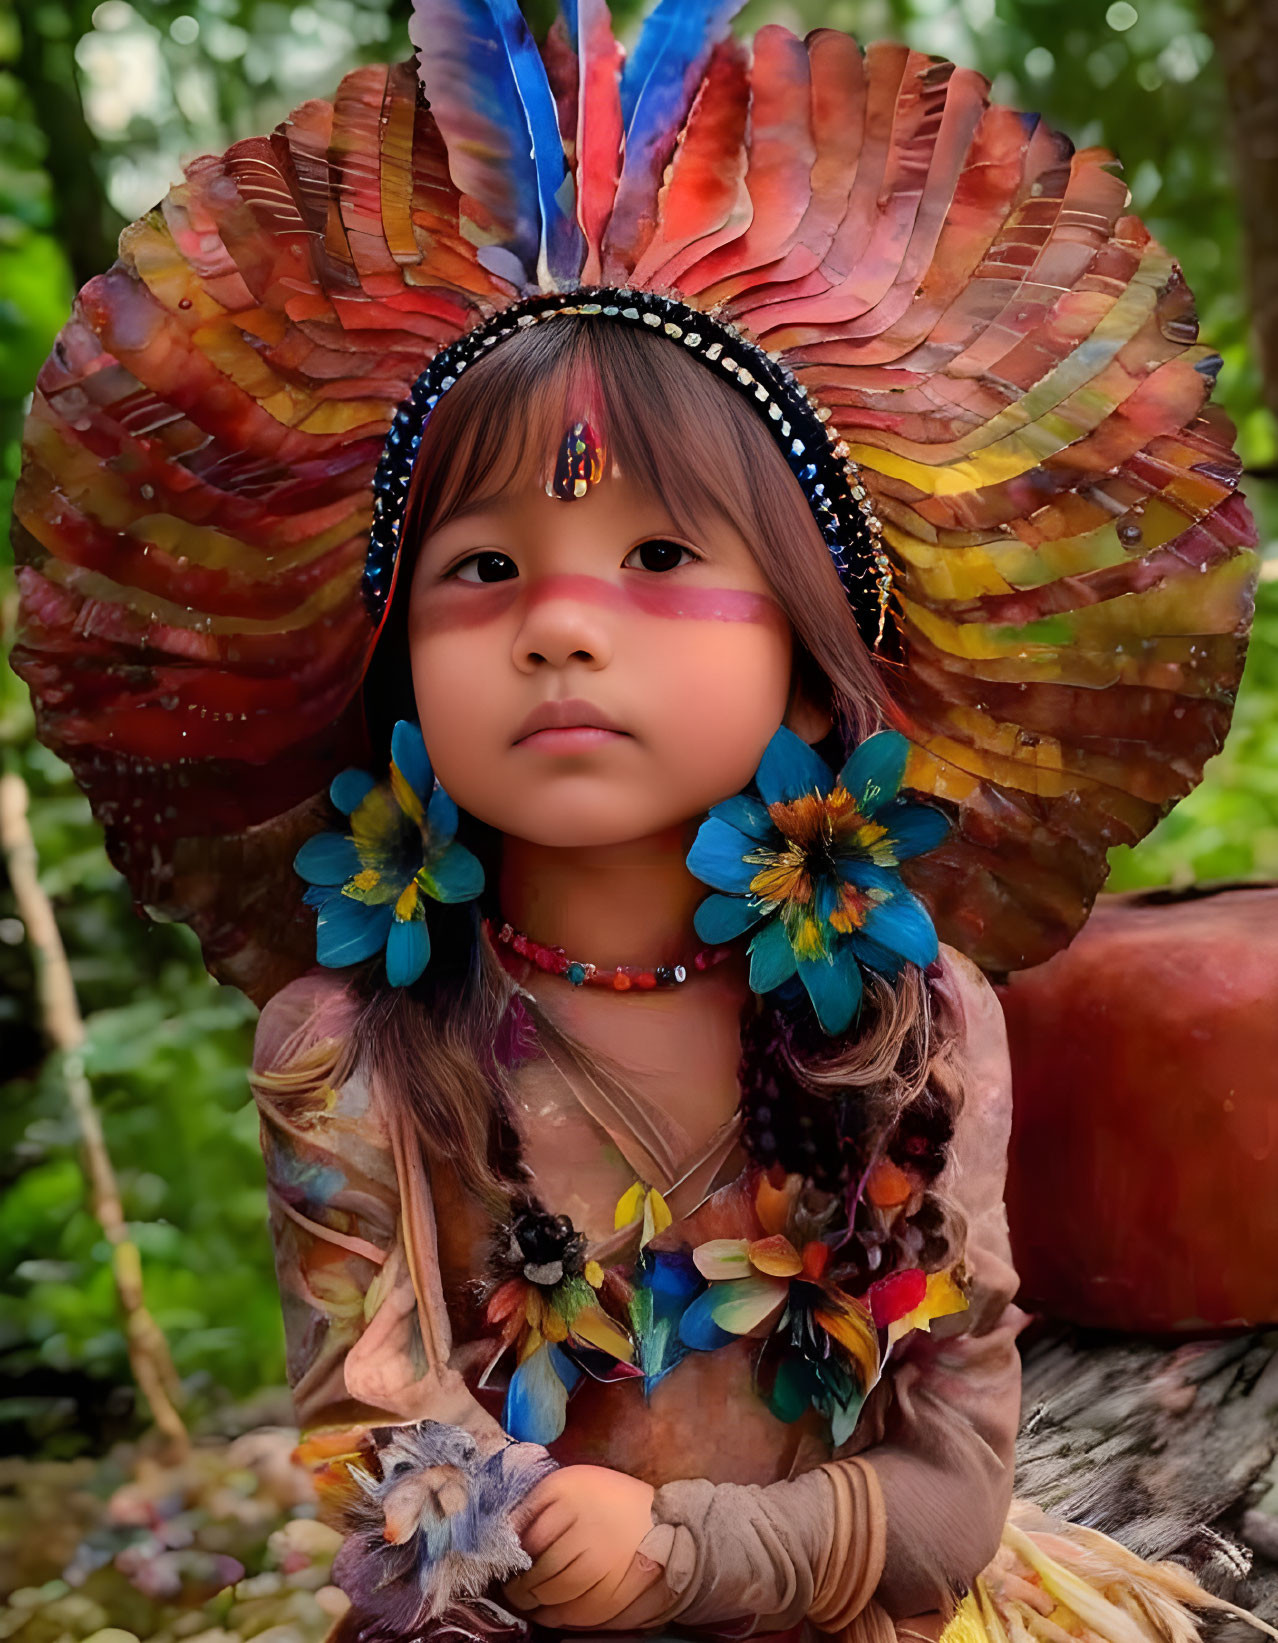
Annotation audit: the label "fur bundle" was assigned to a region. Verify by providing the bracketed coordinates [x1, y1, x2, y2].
[329, 1421, 556, 1641]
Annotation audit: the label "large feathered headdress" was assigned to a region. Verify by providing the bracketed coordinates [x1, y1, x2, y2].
[9, 0, 1256, 1005]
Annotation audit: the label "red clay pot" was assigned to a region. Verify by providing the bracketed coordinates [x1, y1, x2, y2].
[996, 884, 1278, 1333]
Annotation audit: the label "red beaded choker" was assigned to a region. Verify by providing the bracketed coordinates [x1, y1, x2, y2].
[484, 916, 733, 991]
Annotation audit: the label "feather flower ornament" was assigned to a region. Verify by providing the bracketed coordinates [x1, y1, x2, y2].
[482, 1203, 636, 1445]
[293, 721, 484, 988]
[687, 727, 948, 1034]
[678, 1171, 969, 1445]
[677, 1173, 880, 1444]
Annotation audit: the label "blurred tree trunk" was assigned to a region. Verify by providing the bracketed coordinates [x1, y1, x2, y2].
[1205, 0, 1278, 422]
[0, 760, 188, 1457]
[15, 0, 121, 287]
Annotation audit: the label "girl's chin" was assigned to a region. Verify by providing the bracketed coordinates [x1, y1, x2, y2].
[486, 793, 699, 849]
[497, 817, 689, 850]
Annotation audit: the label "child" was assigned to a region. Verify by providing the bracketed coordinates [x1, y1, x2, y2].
[250, 312, 1027, 1639]
[10, 2, 1266, 1641]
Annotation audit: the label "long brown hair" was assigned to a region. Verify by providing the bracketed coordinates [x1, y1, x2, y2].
[351, 315, 964, 1271]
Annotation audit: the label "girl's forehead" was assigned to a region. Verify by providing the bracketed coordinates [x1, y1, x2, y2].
[436, 450, 712, 539]
[409, 330, 783, 557]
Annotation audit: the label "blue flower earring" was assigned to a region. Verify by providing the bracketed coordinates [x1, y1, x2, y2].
[685, 726, 949, 1036]
[293, 720, 485, 987]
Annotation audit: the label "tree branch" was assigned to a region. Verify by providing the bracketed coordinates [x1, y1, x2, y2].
[1203, 0, 1278, 422]
[0, 761, 188, 1456]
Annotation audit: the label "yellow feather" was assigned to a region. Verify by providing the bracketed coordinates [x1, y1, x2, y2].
[641, 1188, 672, 1247]
[389, 761, 424, 825]
[614, 1182, 645, 1230]
[1001, 1525, 1167, 1643]
[977, 1577, 1015, 1643]
[569, 1305, 634, 1362]
[939, 1591, 995, 1643]
[887, 1267, 969, 1345]
[747, 1234, 803, 1277]
[813, 1297, 879, 1387]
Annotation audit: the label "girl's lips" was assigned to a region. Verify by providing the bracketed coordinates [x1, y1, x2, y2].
[514, 726, 630, 751]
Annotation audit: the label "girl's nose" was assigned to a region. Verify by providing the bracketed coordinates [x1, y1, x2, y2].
[511, 575, 615, 672]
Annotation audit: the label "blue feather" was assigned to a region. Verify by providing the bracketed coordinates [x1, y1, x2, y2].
[330, 767, 376, 816]
[558, 0, 580, 51]
[411, 0, 582, 286]
[631, 1251, 702, 1392]
[386, 916, 431, 988]
[677, 1286, 735, 1352]
[486, 0, 584, 284]
[602, 0, 746, 269]
[619, 0, 747, 134]
[863, 889, 938, 971]
[503, 1342, 580, 1444]
[294, 831, 361, 887]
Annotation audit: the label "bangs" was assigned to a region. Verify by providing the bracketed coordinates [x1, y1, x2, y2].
[400, 315, 789, 559]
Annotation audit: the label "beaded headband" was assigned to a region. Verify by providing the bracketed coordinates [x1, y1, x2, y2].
[363, 286, 894, 653]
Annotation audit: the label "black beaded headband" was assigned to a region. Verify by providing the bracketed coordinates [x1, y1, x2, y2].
[363, 287, 894, 651]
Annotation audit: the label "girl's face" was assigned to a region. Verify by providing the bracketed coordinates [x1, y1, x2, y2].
[407, 466, 822, 848]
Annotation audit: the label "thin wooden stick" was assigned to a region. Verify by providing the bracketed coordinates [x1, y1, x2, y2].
[0, 765, 189, 1455]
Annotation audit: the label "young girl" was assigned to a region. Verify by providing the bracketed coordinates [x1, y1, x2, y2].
[10, 2, 1266, 1641]
[250, 311, 1026, 1641]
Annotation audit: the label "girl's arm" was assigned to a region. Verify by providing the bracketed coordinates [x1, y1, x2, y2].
[249, 970, 505, 1495]
[528, 948, 1024, 1636]
[850, 948, 1026, 1620]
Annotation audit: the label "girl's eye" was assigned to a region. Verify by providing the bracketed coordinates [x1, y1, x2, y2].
[623, 538, 699, 573]
[452, 550, 518, 584]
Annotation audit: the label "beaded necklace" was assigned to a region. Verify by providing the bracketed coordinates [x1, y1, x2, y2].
[484, 915, 734, 990]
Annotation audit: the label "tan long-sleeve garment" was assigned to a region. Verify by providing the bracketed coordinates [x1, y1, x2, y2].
[249, 945, 1028, 1640]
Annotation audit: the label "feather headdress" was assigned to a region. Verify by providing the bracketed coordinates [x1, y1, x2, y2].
[9, 0, 1256, 1003]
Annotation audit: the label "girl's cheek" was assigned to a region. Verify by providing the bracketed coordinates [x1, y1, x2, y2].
[638, 611, 792, 703]
[411, 649, 509, 767]
[409, 586, 518, 746]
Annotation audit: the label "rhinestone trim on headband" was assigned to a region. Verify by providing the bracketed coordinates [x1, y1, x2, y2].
[363, 286, 894, 652]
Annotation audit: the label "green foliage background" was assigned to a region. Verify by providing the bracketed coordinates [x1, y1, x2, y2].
[1, 0, 1275, 1452]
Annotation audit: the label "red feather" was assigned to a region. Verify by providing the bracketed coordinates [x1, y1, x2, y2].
[574, 0, 624, 284]
[682, 24, 814, 300]
[725, 30, 871, 321]
[630, 37, 751, 289]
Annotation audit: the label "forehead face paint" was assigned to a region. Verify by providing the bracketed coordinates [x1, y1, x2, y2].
[547, 420, 606, 500]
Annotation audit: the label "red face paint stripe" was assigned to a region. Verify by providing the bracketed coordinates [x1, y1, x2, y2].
[625, 579, 786, 627]
[413, 572, 786, 634]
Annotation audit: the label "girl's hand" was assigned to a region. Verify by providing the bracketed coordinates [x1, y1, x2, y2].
[503, 1464, 665, 1628]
